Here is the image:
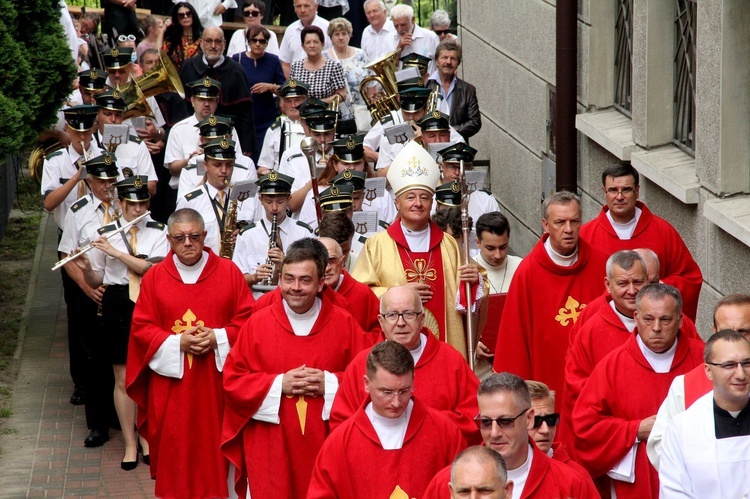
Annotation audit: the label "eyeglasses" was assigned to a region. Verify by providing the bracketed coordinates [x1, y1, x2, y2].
[177, 11, 192, 19]
[375, 387, 413, 399]
[169, 233, 203, 243]
[249, 37, 268, 45]
[433, 29, 451, 36]
[244, 10, 262, 17]
[118, 34, 136, 42]
[533, 413, 560, 428]
[474, 408, 530, 430]
[203, 38, 225, 46]
[605, 186, 636, 196]
[706, 360, 750, 371]
[379, 311, 422, 324]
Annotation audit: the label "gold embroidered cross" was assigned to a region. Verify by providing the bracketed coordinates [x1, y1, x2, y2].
[285, 394, 308, 435]
[407, 157, 421, 169]
[554, 296, 586, 326]
[405, 258, 437, 283]
[389, 485, 415, 499]
[171, 309, 205, 368]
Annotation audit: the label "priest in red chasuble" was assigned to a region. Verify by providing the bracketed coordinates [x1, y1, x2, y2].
[573, 284, 705, 498]
[351, 141, 482, 359]
[126, 208, 255, 499]
[330, 286, 481, 445]
[308, 341, 467, 499]
[221, 239, 371, 499]
[492, 191, 607, 401]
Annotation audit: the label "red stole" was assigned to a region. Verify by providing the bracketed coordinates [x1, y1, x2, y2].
[387, 220, 448, 341]
[481, 293, 506, 355]
[684, 363, 712, 409]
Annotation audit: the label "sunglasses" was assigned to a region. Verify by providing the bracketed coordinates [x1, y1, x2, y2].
[249, 37, 268, 45]
[433, 29, 451, 36]
[474, 408, 529, 430]
[118, 34, 136, 42]
[533, 413, 560, 428]
[244, 10, 262, 17]
[178, 11, 193, 19]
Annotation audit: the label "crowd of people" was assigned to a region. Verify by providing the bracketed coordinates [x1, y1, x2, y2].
[45, 0, 750, 497]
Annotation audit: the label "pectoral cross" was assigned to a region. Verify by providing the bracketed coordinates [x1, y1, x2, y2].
[171, 309, 205, 368]
[554, 296, 586, 326]
[285, 394, 308, 435]
[405, 258, 437, 284]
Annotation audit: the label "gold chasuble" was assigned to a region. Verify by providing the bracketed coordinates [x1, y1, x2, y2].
[352, 219, 467, 359]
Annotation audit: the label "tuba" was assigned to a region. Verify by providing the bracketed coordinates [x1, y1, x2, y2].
[28, 139, 64, 184]
[359, 49, 401, 124]
[117, 50, 185, 120]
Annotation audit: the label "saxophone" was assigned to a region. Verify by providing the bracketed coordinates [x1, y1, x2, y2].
[219, 184, 238, 259]
[263, 214, 281, 286]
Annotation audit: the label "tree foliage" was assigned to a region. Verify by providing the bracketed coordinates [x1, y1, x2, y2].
[0, 0, 76, 156]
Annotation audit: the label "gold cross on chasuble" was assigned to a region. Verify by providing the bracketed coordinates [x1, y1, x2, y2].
[404, 258, 437, 284]
[171, 309, 205, 368]
[554, 296, 586, 326]
[389, 485, 415, 499]
[285, 394, 308, 435]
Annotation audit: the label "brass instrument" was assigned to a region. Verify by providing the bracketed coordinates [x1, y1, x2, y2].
[264, 214, 280, 286]
[219, 182, 238, 259]
[52, 211, 150, 271]
[359, 49, 401, 123]
[426, 84, 440, 115]
[117, 50, 185, 120]
[300, 137, 323, 225]
[459, 159, 477, 370]
[28, 139, 64, 184]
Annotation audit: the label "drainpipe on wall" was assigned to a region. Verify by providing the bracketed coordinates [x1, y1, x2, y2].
[555, 0, 578, 193]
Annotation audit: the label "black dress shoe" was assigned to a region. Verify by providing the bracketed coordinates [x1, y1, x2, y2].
[83, 429, 109, 448]
[138, 441, 150, 465]
[121, 459, 138, 471]
[69, 387, 86, 405]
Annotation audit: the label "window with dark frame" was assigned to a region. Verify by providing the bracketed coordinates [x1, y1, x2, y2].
[673, 0, 697, 154]
[614, 0, 633, 116]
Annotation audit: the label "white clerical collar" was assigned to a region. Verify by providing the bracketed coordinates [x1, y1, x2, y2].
[202, 55, 226, 67]
[544, 238, 578, 267]
[637, 334, 678, 373]
[409, 333, 428, 366]
[365, 399, 414, 450]
[173, 251, 209, 284]
[609, 300, 636, 331]
[546, 447, 554, 458]
[401, 223, 431, 252]
[606, 206, 642, 240]
[507, 444, 534, 498]
[333, 273, 344, 291]
[283, 297, 321, 336]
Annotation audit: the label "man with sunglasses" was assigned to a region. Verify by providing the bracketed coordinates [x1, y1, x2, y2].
[423, 372, 597, 498]
[330, 286, 481, 444]
[580, 162, 703, 322]
[126, 207, 254, 499]
[308, 341, 466, 499]
[648, 293, 750, 471]
[573, 283, 705, 498]
[659, 330, 750, 497]
[228, 0, 280, 57]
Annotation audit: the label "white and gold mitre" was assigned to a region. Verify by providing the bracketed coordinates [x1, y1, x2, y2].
[386, 141, 440, 197]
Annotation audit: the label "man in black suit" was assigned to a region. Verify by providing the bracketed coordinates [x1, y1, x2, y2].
[427, 40, 482, 143]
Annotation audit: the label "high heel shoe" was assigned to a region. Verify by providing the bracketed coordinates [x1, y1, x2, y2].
[121, 445, 138, 471]
[139, 441, 150, 465]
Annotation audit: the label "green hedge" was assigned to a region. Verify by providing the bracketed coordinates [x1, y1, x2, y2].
[0, 0, 77, 156]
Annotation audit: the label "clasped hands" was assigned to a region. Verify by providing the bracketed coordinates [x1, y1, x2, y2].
[179, 326, 218, 356]
[282, 365, 325, 397]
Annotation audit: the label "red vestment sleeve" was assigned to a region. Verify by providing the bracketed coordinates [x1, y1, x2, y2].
[422, 465, 451, 499]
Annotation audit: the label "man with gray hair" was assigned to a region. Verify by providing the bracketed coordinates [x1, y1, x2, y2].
[391, 4, 439, 75]
[449, 446, 513, 499]
[423, 372, 598, 498]
[361, 0, 398, 62]
[493, 192, 607, 400]
[573, 283, 705, 497]
[330, 285, 480, 444]
[278, 0, 332, 77]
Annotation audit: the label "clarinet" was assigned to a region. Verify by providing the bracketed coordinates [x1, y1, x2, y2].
[263, 214, 280, 286]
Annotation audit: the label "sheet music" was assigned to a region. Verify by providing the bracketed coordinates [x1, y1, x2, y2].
[384, 122, 414, 145]
[464, 170, 487, 193]
[352, 210, 378, 236]
[102, 124, 130, 148]
[364, 177, 386, 199]
[230, 179, 257, 201]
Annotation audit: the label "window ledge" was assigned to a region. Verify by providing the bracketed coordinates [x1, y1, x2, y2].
[704, 197, 750, 248]
[575, 109, 636, 161]
[631, 146, 699, 205]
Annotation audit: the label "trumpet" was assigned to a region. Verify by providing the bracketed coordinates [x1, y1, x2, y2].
[52, 212, 150, 271]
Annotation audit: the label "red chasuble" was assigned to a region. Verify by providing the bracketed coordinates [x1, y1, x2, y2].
[580, 201, 703, 321]
[307, 397, 466, 499]
[492, 235, 607, 402]
[572, 333, 705, 498]
[336, 270, 382, 333]
[221, 297, 369, 499]
[126, 249, 255, 499]
[422, 439, 599, 499]
[683, 363, 712, 408]
[329, 330, 481, 445]
[560, 303, 702, 457]
[253, 285, 346, 312]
